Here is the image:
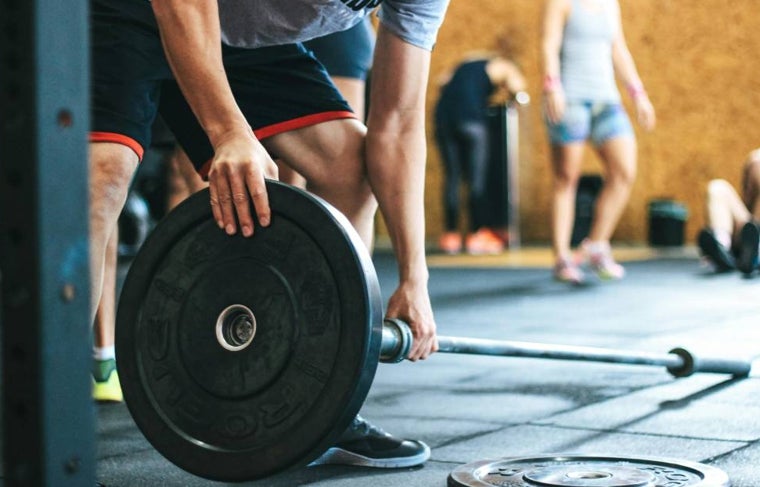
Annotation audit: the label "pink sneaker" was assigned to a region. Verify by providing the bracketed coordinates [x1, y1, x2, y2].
[553, 258, 585, 284]
[582, 240, 625, 280]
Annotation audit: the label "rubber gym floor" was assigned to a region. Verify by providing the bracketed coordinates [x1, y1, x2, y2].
[60, 246, 760, 485]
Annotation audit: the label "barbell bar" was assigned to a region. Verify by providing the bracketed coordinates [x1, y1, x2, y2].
[380, 318, 752, 378]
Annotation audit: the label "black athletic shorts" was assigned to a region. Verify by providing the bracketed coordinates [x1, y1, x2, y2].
[302, 17, 375, 80]
[90, 0, 354, 176]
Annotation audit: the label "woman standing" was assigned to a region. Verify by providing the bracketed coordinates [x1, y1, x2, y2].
[542, 0, 655, 283]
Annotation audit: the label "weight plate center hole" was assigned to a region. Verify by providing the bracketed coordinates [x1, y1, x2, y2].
[216, 304, 257, 352]
[566, 470, 612, 480]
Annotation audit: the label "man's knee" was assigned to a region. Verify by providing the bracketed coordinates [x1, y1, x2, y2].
[309, 127, 369, 193]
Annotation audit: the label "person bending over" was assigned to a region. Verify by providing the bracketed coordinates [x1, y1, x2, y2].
[89, 0, 450, 467]
[434, 44, 527, 255]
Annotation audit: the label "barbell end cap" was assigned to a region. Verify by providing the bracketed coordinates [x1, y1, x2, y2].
[667, 347, 752, 378]
[666, 347, 695, 378]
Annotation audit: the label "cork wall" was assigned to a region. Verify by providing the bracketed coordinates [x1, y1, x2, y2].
[421, 0, 760, 245]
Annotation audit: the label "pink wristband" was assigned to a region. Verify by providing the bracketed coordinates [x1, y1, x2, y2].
[543, 75, 561, 93]
[627, 82, 647, 99]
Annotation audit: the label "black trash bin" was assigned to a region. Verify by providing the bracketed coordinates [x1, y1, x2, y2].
[571, 174, 604, 246]
[648, 199, 688, 247]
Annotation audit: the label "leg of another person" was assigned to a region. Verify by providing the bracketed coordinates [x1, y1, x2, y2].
[333, 76, 368, 122]
[742, 149, 760, 219]
[584, 134, 636, 279]
[89, 143, 139, 321]
[705, 179, 750, 243]
[435, 122, 464, 254]
[551, 141, 586, 282]
[463, 121, 503, 255]
[277, 160, 308, 188]
[166, 146, 207, 212]
[699, 178, 749, 272]
[736, 150, 760, 273]
[590, 136, 636, 242]
[92, 226, 123, 402]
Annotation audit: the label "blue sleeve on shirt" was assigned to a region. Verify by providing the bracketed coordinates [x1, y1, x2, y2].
[377, 0, 450, 51]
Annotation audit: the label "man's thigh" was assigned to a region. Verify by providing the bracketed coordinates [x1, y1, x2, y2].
[161, 43, 356, 177]
[263, 118, 367, 185]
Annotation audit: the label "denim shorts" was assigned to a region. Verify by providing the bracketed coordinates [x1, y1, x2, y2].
[546, 101, 634, 146]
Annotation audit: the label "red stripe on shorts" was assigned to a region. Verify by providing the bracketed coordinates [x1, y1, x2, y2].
[90, 132, 145, 161]
[198, 110, 357, 179]
[254, 111, 356, 139]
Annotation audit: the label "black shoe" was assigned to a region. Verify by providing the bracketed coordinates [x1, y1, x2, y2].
[310, 415, 430, 468]
[697, 228, 736, 272]
[737, 221, 760, 275]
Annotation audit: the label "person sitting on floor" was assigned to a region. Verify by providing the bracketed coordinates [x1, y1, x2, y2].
[697, 148, 760, 275]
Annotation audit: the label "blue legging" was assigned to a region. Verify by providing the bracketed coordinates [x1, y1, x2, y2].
[435, 120, 490, 232]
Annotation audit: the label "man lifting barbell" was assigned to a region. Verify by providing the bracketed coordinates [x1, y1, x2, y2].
[90, 0, 450, 470]
[116, 181, 752, 482]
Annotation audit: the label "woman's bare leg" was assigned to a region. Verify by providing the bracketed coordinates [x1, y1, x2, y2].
[588, 135, 637, 243]
[550, 142, 586, 261]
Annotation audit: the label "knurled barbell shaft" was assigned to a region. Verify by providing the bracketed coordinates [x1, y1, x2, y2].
[380, 318, 752, 378]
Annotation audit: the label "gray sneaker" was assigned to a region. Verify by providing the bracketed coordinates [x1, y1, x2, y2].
[310, 415, 430, 468]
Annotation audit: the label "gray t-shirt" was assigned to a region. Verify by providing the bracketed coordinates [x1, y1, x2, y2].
[218, 0, 449, 51]
[560, 0, 620, 102]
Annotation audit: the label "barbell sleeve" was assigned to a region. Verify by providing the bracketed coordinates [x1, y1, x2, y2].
[380, 319, 752, 378]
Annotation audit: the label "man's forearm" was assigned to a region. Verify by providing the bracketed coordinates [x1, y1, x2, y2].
[366, 129, 429, 284]
[152, 0, 250, 145]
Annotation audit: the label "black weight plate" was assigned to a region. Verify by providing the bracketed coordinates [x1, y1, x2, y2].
[447, 454, 730, 487]
[116, 180, 383, 481]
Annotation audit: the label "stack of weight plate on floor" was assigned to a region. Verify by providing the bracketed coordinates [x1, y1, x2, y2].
[447, 454, 729, 487]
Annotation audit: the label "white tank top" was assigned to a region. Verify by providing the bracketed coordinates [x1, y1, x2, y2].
[560, 0, 621, 102]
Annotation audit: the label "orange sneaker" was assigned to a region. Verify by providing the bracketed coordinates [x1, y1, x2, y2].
[438, 232, 462, 254]
[465, 229, 504, 255]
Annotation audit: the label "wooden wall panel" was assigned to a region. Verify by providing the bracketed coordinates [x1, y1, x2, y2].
[418, 0, 760, 245]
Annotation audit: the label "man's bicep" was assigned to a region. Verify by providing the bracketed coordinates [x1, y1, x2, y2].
[369, 27, 430, 126]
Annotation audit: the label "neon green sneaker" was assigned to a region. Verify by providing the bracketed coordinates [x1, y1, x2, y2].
[92, 358, 123, 403]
